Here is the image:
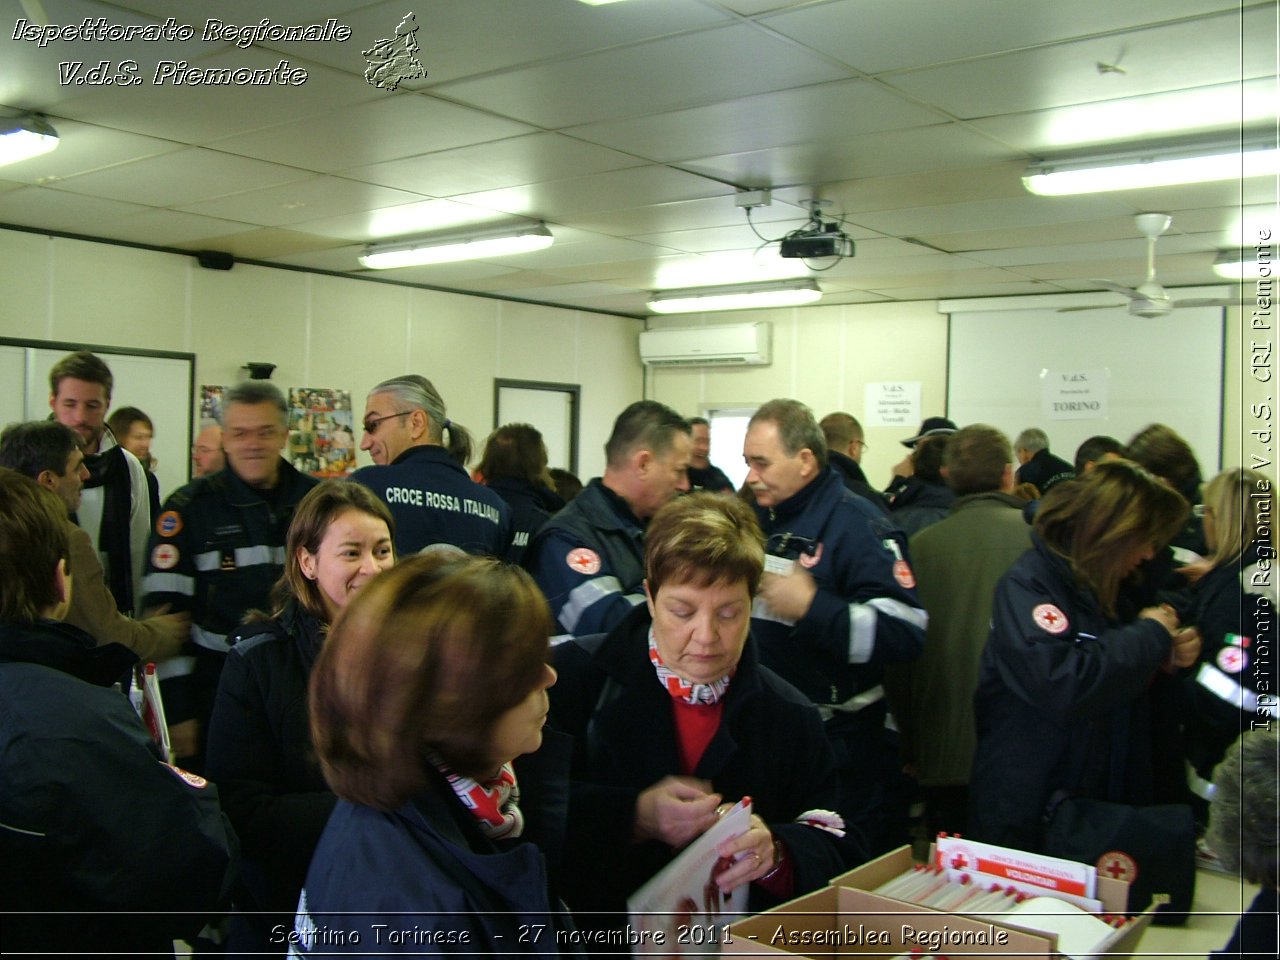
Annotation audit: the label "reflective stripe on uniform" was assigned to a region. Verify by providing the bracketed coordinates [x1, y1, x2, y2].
[847, 598, 928, 665]
[194, 545, 285, 572]
[141, 572, 196, 596]
[1196, 661, 1277, 717]
[817, 684, 885, 721]
[751, 596, 796, 627]
[153, 655, 197, 681]
[1186, 761, 1216, 802]
[192, 624, 230, 654]
[560, 576, 623, 633]
[848, 603, 877, 663]
[868, 596, 929, 631]
[237, 545, 286, 567]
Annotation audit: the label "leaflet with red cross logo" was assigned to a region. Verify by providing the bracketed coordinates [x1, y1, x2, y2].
[934, 835, 1098, 908]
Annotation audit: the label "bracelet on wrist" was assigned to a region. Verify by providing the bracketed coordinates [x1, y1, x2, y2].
[758, 839, 785, 881]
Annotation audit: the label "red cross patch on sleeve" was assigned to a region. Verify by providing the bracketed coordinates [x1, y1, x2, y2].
[565, 547, 601, 575]
[1032, 603, 1069, 634]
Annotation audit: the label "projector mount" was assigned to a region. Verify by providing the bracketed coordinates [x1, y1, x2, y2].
[739, 192, 856, 269]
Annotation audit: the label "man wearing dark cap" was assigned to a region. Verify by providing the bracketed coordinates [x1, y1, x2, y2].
[885, 416, 957, 500]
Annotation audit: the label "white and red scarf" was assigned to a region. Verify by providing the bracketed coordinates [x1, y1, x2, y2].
[648, 626, 732, 705]
[427, 750, 524, 840]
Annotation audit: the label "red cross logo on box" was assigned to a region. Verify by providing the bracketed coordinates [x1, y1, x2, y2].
[1099, 851, 1137, 882]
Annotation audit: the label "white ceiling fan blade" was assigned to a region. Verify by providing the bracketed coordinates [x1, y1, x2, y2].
[1091, 279, 1141, 299]
[1171, 297, 1235, 308]
[1057, 303, 1120, 313]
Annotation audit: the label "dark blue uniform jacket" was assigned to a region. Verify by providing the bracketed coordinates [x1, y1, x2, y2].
[352, 445, 511, 557]
[968, 536, 1173, 851]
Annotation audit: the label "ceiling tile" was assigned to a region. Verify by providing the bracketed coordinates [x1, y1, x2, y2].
[50, 147, 312, 206]
[433, 23, 850, 128]
[175, 176, 428, 226]
[969, 78, 1276, 153]
[563, 79, 945, 162]
[283, 197, 517, 243]
[207, 94, 536, 173]
[106, 208, 262, 246]
[678, 123, 1016, 186]
[178, 227, 354, 260]
[0, 121, 183, 185]
[0, 184, 154, 232]
[759, 0, 1241, 75]
[231, 0, 734, 84]
[884, 6, 1275, 119]
[343, 132, 648, 196]
[53, 46, 376, 144]
[448, 165, 729, 219]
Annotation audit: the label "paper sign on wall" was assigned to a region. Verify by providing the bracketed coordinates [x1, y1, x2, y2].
[1041, 369, 1109, 421]
[864, 382, 921, 429]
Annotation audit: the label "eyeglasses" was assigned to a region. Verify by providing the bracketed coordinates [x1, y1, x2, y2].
[852, 439, 869, 451]
[362, 411, 412, 435]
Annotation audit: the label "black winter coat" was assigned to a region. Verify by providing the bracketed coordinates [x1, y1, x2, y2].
[206, 600, 334, 955]
[969, 536, 1173, 851]
[548, 605, 854, 925]
[0, 620, 237, 955]
[485, 475, 564, 565]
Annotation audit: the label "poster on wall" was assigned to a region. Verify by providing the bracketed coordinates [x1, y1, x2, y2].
[199, 385, 226, 425]
[288, 388, 357, 478]
[1040, 368, 1110, 421]
[864, 381, 921, 429]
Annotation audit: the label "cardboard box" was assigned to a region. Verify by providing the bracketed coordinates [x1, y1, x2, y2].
[725, 846, 1155, 959]
[726, 884, 1052, 958]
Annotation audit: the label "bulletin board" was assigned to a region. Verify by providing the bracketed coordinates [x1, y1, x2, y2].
[944, 301, 1225, 473]
[2, 337, 196, 502]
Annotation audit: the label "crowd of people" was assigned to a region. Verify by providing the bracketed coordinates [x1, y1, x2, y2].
[0, 348, 1273, 958]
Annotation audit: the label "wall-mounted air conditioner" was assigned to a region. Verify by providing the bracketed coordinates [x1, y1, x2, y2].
[638, 322, 772, 367]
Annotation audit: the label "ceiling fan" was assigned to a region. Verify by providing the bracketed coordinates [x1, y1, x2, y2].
[1059, 213, 1233, 318]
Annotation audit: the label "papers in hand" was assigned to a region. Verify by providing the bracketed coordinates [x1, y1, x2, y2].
[628, 798, 753, 955]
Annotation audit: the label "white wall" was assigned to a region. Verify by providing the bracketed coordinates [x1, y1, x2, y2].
[0, 225, 1247, 488]
[0, 228, 644, 482]
[645, 299, 1248, 485]
[644, 300, 948, 488]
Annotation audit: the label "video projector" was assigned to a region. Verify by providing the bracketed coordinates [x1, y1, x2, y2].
[780, 222, 855, 259]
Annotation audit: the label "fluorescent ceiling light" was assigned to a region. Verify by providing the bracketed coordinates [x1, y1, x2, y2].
[1213, 249, 1274, 281]
[1023, 141, 1280, 196]
[0, 113, 58, 167]
[647, 279, 822, 315]
[359, 222, 553, 269]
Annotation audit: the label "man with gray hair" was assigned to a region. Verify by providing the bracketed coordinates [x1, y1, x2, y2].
[745, 398, 926, 856]
[351, 374, 510, 556]
[143, 379, 317, 771]
[1013, 426, 1074, 495]
[886, 424, 1030, 836]
[528, 400, 691, 637]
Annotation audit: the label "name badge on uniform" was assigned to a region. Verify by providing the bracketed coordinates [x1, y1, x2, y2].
[764, 554, 795, 576]
[220, 550, 237, 571]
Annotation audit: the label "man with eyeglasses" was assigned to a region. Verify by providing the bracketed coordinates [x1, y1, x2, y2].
[351, 374, 511, 557]
[745, 399, 926, 858]
[820, 411, 888, 514]
[142, 380, 318, 771]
